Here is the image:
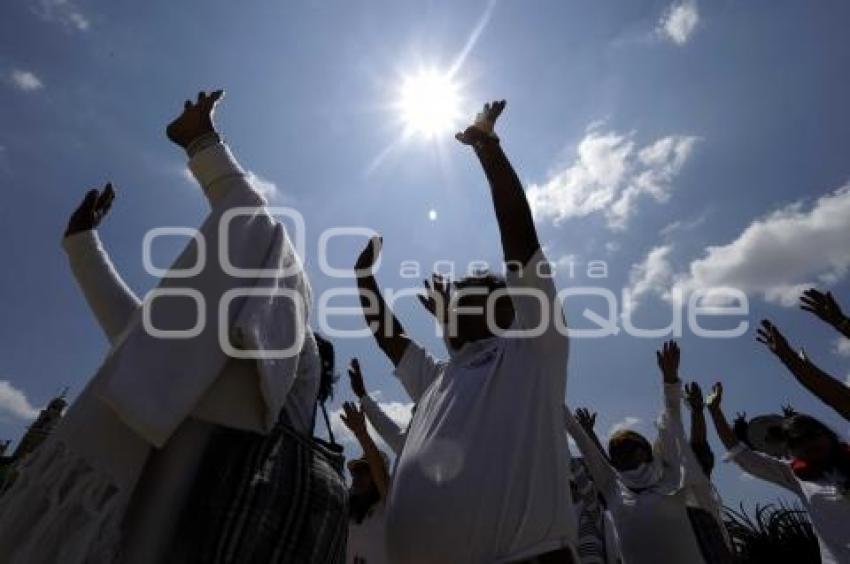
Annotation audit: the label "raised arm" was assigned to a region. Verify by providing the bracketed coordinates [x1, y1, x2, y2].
[167, 90, 267, 209]
[354, 237, 411, 366]
[684, 381, 715, 477]
[63, 184, 141, 343]
[349, 358, 406, 455]
[654, 341, 688, 459]
[456, 101, 540, 266]
[341, 401, 390, 500]
[799, 288, 850, 340]
[564, 406, 617, 496]
[757, 319, 850, 421]
[706, 382, 799, 492]
[574, 408, 609, 461]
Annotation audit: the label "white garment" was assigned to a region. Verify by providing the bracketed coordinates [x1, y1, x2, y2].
[0, 142, 318, 564]
[564, 382, 719, 564]
[360, 394, 406, 456]
[347, 502, 390, 564]
[385, 249, 577, 564]
[726, 444, 850, 564]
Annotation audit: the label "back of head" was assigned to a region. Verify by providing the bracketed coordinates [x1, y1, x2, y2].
[452, 272, 514, 346]
[608, 429, 653, 471]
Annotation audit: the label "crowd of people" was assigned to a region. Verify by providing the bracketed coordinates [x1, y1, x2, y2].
[0, 90, 847, 564]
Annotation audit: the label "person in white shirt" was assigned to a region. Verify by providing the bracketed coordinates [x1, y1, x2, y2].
[707, 382, 850, 564]
[0, 91, 329, 563]
[353, 100, 577, 563]
[564, 341, 727, 564]
[340, 383, 391, 564]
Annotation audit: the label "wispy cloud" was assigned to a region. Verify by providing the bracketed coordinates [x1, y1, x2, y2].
[0, 380, 39, 421]
[833, 337, 850, 358]
[607, 416, 642, 438]
[623, 245, 674, 316]
[32, 0, 90, 31]
[658, 0, 699, 45]
[9, 69, 43, 92]
[246, 172, 280, 202]
[527, 126, 698, 230]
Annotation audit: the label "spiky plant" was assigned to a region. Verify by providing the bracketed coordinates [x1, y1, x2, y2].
[723, 501, 821, 563]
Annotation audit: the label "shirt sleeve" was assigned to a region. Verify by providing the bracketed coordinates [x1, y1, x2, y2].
[360, 394, 406, 455]
[654, 381, 687, 466]
[504, 248, 567, 350]
[63, 230, 141, 344]
[187, 141, 263, 209]
[393, 341, 444, 402]
[563, 405, 617, 497]
[725, 444, 801, 494]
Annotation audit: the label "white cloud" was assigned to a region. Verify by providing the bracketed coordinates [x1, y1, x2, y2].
[658, 0, 699, 45]
[32, 0, 90, 31]
[246, 172, 280, 201]
[0, 381, 39, 421]
[527, 128, 698, 230]
[607, 416, 642, 438]
[329, 400, 413, 454]
[623, 245, 674, 316]
[674, 184, 850, 307]
[834, 338, 850, 358]
[10, 70, 43, 91]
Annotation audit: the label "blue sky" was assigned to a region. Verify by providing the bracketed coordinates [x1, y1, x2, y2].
[1, 0, 850, 508]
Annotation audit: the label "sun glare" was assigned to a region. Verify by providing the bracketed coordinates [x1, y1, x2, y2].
[398, 69, 462, 139]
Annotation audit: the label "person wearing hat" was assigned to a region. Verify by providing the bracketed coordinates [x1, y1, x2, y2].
[341, 389, 390, 564]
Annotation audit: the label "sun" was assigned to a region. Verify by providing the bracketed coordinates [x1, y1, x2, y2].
[398, 69, 462, 139]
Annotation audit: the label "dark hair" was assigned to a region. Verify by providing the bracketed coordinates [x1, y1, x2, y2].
[782, 414, 838, 448]
[454, 272, 507, 293]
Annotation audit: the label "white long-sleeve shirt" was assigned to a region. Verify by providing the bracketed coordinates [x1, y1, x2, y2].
[726, 444, 850, 564]
[64, 142, 319, 563]
[0, 141, 318, 564]
[565, 382, 718, 564]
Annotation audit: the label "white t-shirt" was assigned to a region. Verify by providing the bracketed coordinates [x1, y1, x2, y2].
[347, 502, 389, 564]
[727, 444, 850, 564]
[385, 250, 577, 563]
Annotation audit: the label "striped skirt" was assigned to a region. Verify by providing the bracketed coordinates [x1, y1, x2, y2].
[173, 420, 348, 564]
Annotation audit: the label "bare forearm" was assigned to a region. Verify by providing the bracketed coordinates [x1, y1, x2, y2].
[781, 354, 850, 421]
[357, 274, 410, 366]
[708, 405, 739, 451]
[690, 409, 707, 445]
[354, 429, 390, 499]
[473, 140, 540, 266]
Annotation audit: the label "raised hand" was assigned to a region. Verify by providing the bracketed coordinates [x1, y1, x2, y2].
[684, 382, 705, 411]
[417, 273, 452, 324]
[575, 408, 597, 432]
[166, 89, 224, 149]
[800, 288, 846, 327]
[65, 183, 115, 237]
[340, 401, 368, 437]
[348, 358, 366, 399]
[656, 340, 680, 383]
[755, 319, 795, 360]
[354, 236, 382, 277]
[706, 382, 723, 411]
[455, 100, 506, 147]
